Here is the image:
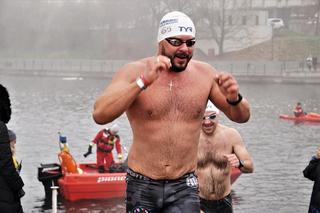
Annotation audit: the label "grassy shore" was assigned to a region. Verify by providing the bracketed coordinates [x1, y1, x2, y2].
[213, 31, 320, 61]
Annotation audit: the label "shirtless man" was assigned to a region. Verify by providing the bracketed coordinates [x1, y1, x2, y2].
[197, 102, 254, 213]
[93, 11, 250, 213]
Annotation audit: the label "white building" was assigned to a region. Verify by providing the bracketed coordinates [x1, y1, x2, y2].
[197, 0, 318, 55]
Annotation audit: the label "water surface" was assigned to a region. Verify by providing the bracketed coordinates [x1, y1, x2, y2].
[1, 75, 319, 213]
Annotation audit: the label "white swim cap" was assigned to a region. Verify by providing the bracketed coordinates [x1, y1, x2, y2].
[109, 123, 119, 135]
[157, 11, 196, 42]
[206, 101, 220, 114]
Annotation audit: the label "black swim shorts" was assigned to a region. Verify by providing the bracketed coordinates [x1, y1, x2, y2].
[126, 168, 200, 213]
[200, 193, 233, 213]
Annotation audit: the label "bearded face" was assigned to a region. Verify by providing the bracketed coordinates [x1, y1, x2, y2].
[159, 38, 194, 73]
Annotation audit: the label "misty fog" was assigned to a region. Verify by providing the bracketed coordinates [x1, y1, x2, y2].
[0, 0, 319, 60]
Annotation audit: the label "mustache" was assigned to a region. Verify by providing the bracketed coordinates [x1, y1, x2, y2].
[175, 52, 190, 59]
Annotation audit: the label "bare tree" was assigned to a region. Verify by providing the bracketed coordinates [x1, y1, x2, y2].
[195, 0, 253, 55]
[145, 0, 195, 31]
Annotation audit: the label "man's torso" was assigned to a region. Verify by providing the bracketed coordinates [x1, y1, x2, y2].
[197, 125, 233, 200]
[127, 59, 215, 179]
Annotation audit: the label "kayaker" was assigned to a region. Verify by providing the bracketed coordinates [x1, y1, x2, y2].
[84, 123, 123, 173]
[293, 102, 306, 117]
[303, 146, 320, 213]
[197, 101, 254, 213]
[0, 84, 25, 213]
[92, 11, 250, 212]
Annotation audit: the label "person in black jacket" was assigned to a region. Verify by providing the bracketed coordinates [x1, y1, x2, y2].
[0, 84, 25, 213]
[303, 147, 320, 213]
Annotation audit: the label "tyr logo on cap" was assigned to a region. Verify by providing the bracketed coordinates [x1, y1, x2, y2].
[179, 26, 193, 33]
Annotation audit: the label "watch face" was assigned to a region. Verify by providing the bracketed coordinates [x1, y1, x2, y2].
[239, 160, 245, 168]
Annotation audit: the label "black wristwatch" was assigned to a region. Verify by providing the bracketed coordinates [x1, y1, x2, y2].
[227, 93, 243, 106]
[238, 160, 245, 169]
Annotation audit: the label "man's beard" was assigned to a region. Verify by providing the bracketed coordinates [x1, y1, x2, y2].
[161, 47, 192, 72]
[170, 57, 190, 72]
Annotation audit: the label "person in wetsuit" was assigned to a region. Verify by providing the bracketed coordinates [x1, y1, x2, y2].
[197, 101, 254, 213]
[84, 123, 122, 173]
[92, 11, 250, 213]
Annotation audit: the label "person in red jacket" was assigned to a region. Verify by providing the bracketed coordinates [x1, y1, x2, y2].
[293, 102, 306, 117]
[84, 124, 122, 173]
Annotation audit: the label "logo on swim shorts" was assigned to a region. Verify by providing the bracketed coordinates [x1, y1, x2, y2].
[186, 175, 198, 188]
[132, 207, 150, 213]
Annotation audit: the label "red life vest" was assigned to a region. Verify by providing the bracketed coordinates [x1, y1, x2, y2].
[95, 130, 119, 153]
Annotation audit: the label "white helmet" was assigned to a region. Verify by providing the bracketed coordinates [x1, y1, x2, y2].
[206, 101, 220, 114]
[109, 123, 119, 135]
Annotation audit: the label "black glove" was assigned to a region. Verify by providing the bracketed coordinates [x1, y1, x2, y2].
[83, 145, 92, 158]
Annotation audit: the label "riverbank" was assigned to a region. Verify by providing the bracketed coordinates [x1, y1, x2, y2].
[1, 58, 320, 83]
[235, 71, 320, 83]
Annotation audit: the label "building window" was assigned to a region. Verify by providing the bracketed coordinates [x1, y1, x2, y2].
[255, 15, 259, 25]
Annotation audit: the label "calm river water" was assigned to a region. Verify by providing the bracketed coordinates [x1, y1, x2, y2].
[1, 74, 320, 213]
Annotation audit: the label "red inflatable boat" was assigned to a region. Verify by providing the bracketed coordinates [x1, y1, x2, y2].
[39, 149, 242, 201]
[38, 162, 241, 201]
[58, 162, 126, 201]
[38, 134, 241, 201]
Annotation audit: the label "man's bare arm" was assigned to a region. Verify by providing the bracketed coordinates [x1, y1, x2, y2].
[93, 64, 142, 124]
[93, 56, 171, 125]
[210, 72, 250, 123]
[231, 129, 254, 173]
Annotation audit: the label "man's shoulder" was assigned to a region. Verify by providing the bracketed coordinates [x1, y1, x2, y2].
[219, 124, 233, 130]
[191, 59, 212, 67]
[119, 58, 150, 73]
[190, 60, 218, 74]
[219, 124, 240, 136]
[126, 57, 151, 66]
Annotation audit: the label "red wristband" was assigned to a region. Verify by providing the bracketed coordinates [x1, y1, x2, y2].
[140, 74, 150, 87]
